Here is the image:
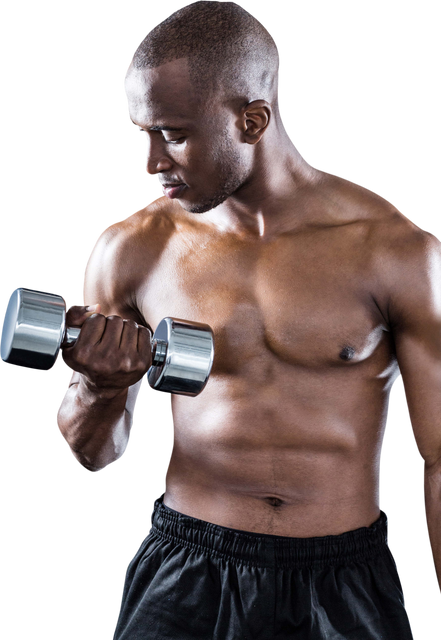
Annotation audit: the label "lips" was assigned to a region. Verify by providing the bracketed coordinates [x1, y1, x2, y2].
[162, 183, 187, 199]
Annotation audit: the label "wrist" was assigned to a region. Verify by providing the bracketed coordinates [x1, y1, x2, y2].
[78, 374, 129, 402]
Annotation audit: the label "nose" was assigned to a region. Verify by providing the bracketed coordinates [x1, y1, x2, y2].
[145, 136, 174, 175]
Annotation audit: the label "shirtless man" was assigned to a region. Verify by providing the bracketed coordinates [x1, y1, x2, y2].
[57, 2, 439, 638]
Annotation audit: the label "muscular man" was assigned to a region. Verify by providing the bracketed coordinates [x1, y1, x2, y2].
[57, 2, 440, 638]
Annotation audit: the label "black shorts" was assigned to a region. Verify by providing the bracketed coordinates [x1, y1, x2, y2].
[113, 495, 413, 639]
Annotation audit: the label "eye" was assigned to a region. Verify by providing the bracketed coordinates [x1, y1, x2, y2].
[138, 129, 186, 144]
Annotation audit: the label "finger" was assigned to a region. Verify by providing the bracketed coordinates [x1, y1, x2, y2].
[137, 325, 153, 362]
[119, 319, 139, 352]
[97, 315, 125, 348]
[66, 304, 101, 328]
[86, 303, 101, 314]
[71, 313, 107, 347]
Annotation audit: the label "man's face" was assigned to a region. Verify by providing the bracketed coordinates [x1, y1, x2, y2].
[125, 58, 250, 214]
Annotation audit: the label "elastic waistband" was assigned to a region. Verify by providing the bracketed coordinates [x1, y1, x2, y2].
[151, 494, 389, 569]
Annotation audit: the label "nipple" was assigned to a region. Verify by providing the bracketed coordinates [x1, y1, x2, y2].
[339, 346, 355, 361]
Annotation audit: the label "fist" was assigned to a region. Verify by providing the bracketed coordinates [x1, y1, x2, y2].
[62, 305, 153, 391]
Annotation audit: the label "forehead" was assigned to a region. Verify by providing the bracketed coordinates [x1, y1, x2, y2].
[125, 57, 204, 126]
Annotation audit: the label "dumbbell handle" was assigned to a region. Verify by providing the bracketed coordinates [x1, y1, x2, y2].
[61, 324, 167, 366]
[64, 326, 81, 346]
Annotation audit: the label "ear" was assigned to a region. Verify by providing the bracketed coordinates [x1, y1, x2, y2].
[241, 100, 271, 144]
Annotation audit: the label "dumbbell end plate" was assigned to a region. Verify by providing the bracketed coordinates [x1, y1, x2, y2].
[148, 317, 214, 397]
[1, 288, 66, 370]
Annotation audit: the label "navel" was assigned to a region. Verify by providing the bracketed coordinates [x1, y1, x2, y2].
[339, 345, 356, 361]
[264, 496, 285, 508]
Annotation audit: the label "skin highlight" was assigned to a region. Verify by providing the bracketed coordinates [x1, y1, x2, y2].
[124, 57, 314, 226]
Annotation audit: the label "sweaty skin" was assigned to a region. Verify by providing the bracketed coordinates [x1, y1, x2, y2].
[63, 183, 416, 539]
[58, 59, 441, 573]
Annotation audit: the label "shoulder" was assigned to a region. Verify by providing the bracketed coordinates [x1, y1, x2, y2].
[86, 196, 180, 277]
[360, 190, 441, 329]
[90, 196, 177, 257]
[317, 172, 441, 326]
[83, 197, 178, 318]
[354, 186, 441, 291]
[317, 171, 438, 258]
[381, 220, 441, 331]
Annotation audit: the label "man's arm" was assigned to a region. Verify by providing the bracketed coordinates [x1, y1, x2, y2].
[384, 222, 441, 589]
[57, 370, 143, 472]
[55, 221, 151, 473]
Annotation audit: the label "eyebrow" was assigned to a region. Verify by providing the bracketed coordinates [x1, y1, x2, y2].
[131, 119, 184, 132]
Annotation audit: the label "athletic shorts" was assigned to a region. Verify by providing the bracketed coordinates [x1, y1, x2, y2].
[113, 494, 414, 639]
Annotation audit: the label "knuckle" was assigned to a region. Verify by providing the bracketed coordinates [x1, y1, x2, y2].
[103, 366, 115, 378]
[138, 324, 152, 338]
[84, 313, 105, 326]
[120, 357, 133, 373]
[138, 324, 149, 331]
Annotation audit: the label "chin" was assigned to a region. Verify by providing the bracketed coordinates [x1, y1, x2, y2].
[188, 194, 231, 213]
[176, 199, 216, 215]
[184, 202, 217, 214]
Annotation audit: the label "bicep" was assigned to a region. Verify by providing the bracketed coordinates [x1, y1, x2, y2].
[391, 233, 441, 468]
[394, 322, 441, 468]
[81, 219, 153, 334]
[73, 224, 150, 415]
[83, 225, 141, 322]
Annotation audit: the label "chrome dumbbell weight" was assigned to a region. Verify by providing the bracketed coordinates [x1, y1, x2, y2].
[1, 288, 214, 397]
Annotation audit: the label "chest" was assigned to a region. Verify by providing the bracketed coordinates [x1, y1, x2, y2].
[138, 227, 390, 373]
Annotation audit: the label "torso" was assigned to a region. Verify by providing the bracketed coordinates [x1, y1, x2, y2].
[121, 172, 405, 536]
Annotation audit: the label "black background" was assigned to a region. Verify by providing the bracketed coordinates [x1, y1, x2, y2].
[0, 2, 441, 640]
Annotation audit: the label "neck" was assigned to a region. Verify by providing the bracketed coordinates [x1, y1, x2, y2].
[204, 141, 320, 239]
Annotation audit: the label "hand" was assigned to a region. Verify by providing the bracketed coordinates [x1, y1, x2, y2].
[62, 305, 152, 392]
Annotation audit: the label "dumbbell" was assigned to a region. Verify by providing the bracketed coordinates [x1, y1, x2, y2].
[1, 288, 214, 397]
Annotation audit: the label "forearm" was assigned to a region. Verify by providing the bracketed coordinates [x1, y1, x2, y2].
[57, 374, 131, 471]
[424, 461, 441, 590]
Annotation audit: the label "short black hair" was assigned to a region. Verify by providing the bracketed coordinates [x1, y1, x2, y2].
[131, 1, 279, 105]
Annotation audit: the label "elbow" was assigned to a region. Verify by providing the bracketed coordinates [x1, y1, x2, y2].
[68, 447, 119, 476]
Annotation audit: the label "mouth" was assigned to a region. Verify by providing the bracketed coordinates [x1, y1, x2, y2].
[161, 183, 187, 199]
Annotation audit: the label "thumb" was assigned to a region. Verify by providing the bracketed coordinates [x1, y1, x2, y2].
[85, 303, 101, 314]
[66, 303, 101, 327]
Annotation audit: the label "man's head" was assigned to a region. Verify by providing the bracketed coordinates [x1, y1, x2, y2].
[125, 1, 280, 213]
